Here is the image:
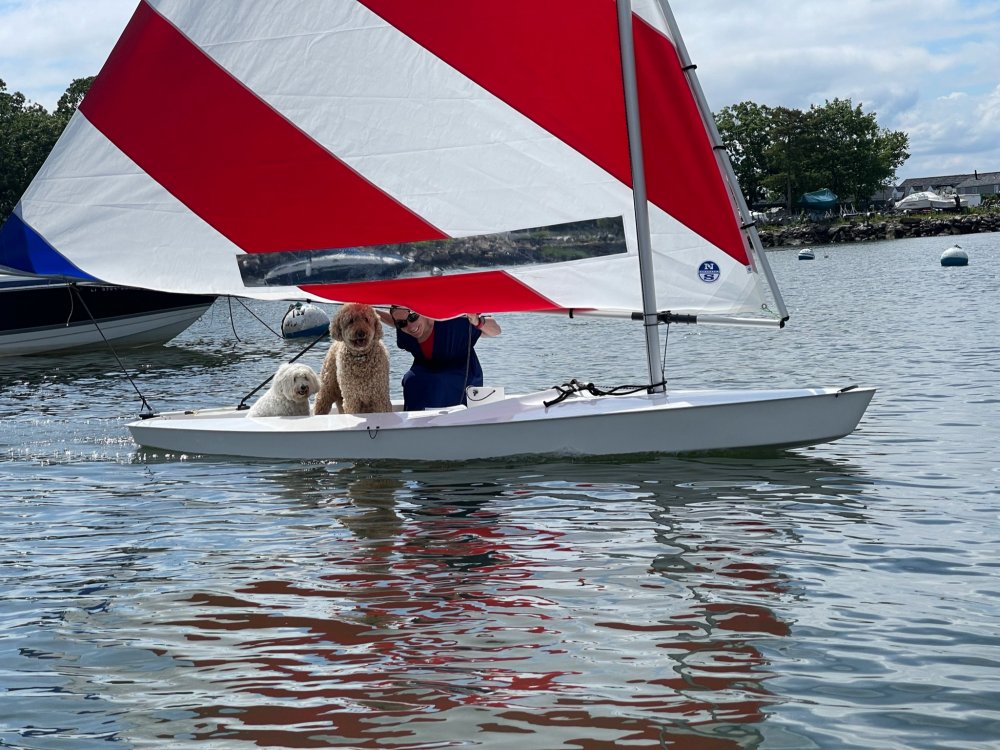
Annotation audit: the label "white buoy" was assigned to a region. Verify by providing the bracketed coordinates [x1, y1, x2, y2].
[281, 302, 330, 338]
[940, 245, 968, 267]
[798, 248, 815, 260]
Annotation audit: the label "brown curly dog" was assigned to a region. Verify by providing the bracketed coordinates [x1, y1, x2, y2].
[313, 303, 392, 415]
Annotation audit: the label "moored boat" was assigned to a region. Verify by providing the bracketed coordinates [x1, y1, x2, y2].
[0, 273, 213, 356]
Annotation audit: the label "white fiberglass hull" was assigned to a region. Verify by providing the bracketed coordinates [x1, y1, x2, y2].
[128, 386, 875, 461]
[0, 275, 214, 356]
[0, 304, 212, 356]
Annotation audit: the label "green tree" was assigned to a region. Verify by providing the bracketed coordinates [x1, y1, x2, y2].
[0, 77, 93, 219]
[715, 97, 909, 211]
[763, 106, 812, 211]
[715, 101, 775, 205]
[800, 98, 908, 204]
[55, 76, 94, 122]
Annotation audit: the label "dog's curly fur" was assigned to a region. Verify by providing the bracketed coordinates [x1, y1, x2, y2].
[314, 303, 392, 415]
[248, 362, 320, 417]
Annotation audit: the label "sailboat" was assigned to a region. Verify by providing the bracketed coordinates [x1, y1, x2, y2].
[0, 273, 213, 356]
[0, 0, 873, 460]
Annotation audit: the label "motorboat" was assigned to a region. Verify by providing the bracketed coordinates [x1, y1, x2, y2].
[0, 273, 213, 356]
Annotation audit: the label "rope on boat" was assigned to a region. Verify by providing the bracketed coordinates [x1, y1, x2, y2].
[227, 296, 283, 339]
[237, 328, 329, 410]
[541, 311, 674, 407]
[226, 296, 242, 342]
[660, 319, 671, 384]
[543, 378, 667, 408]
[68, 285, 158, 418]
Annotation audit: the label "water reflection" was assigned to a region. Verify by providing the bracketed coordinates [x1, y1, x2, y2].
[0, 347, 229, 388]
[29, 454, 868, 749]
[4, 233, 997, 750]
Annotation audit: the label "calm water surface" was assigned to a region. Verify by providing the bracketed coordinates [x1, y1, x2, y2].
[2, 233, 999, 749]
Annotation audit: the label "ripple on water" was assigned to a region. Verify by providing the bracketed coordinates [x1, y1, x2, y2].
[3, 237, 1000, 748]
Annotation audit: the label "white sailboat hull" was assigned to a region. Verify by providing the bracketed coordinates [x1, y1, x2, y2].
[0, 304, 211, 356]
[129, 386, 874, 461]
[0, 275, 215, 356]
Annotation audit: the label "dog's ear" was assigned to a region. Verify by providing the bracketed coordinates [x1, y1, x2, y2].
[371, 309, 383, 340]
[307, 370, 321, 392]
[277, 365, 298, 398]
[329, 310, 344, 342]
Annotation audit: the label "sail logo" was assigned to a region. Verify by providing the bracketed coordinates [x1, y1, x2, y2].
[698, 261, 721, 283]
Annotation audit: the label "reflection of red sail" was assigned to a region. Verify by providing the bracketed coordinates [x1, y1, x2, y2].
[139, 473, 794, 749]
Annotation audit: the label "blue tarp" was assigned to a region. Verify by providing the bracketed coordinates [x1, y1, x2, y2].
[798, 188, 839, 208]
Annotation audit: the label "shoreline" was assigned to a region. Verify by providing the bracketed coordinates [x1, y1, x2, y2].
[757, 213, 1000, 247]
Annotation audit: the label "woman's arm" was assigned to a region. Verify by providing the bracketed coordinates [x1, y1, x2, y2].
[466, 313, 501, 337]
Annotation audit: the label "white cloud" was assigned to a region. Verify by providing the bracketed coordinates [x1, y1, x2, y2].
[0, 0, 135, 108]
[671, 0, 1000, 179]
[2, 0, 998, 181]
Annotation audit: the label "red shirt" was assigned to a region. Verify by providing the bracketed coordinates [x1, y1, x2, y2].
[418, 328, 435, 359]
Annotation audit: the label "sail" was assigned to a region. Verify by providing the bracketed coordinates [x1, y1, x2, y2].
[0, 0, 778, 320]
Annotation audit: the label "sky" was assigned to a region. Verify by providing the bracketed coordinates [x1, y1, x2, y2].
[1, 0, 998, 182]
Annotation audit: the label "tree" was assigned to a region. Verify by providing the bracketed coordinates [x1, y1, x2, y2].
[715, 98, 909, 211]
[763, 106, 812, 211]
[715, 101, 775, 206]
[800, 98, 909, 205]
[0, 77, 93, 219]
[55, 76, 95, 122]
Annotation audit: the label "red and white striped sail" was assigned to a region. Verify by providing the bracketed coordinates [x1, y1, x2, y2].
[0, 0, 778, 320]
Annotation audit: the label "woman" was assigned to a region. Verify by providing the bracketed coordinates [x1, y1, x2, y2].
[378, 306, 501, 411]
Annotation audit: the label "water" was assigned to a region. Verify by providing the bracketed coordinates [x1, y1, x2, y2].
[1, 233, 998, 749]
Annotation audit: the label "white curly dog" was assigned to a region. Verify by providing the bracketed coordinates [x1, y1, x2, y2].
[247, 362, 321, 417]
[314, 303, 392, 415]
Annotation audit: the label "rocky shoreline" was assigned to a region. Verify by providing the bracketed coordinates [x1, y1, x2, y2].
[757, 213, 1000, 248]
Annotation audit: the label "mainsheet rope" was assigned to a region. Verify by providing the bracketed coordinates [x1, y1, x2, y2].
[543, 378, 668, 408]
[543, 317, 672, 408]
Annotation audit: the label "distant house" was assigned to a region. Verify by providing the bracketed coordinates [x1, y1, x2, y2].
[869, 186, 898, 208]
[956, 171, 1000, 204]
[897, 174, 968, 196]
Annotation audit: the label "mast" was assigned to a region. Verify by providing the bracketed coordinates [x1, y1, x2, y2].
[616, 0, 664, 392]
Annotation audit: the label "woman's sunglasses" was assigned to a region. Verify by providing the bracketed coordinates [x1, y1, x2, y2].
[393, 311, 420, 329]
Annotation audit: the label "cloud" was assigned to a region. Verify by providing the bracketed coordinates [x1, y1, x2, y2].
[673, 0, 1000, 179]
[2, 0, 999, 181]
[0, 0, 135, 109]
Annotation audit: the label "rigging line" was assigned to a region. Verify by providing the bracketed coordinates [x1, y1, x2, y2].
[463, 317, 473, 405]
[64, 284, 76, 326]
[237, 329, 328, 410]
[69, 284, 156, 417]
[226, 296, 242, 342]
[660, 320, 670, 383]
[231, 296, 283, 338]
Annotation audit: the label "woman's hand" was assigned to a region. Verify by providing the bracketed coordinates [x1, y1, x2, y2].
[467, 313, 501, 337]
